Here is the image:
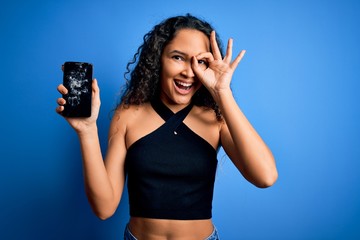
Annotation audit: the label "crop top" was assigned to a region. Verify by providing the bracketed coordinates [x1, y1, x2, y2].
[125, 98, 218, 220]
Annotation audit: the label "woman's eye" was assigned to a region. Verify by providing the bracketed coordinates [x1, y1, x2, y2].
[172, 55, 183, 61]
[198, 59, 208, 66]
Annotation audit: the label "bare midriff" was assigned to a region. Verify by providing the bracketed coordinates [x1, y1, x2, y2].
[128, 217, 214, 240]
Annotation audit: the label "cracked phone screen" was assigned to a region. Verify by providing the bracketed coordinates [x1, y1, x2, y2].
[62, 62, 93, 117]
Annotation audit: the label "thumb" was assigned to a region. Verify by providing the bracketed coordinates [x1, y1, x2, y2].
[191, 56, 204, 81]
[92, 79, 100, 95]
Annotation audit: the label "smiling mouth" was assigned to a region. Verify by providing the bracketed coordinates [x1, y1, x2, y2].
[175, 80, 193, 90]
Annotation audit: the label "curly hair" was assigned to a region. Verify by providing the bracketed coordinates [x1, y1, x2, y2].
[120, 14, 224, 120]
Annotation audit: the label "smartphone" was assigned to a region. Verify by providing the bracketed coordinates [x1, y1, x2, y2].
[62, 61, 93, 117]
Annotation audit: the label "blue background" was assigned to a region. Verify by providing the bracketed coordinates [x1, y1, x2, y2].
[1, 0, 360, 239]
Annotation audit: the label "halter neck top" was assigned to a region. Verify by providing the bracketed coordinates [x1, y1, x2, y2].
[125, 99, 218, 220]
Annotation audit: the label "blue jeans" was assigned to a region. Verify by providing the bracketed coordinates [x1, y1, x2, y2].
[124, 224, 220, 240]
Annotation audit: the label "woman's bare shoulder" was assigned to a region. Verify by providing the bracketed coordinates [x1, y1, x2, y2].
[109, 103, 151, 134]
[191, 105, 223, 126]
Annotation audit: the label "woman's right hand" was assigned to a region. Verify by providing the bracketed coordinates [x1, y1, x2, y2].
[56, 79, 101, 134]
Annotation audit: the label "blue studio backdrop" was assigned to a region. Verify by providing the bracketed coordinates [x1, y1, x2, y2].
[1, 0, 360, 239]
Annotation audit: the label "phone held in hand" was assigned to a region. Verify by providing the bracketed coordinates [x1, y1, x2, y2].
[62, 61, 93, 117]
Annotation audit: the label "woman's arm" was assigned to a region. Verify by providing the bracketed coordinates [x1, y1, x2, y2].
[77, 116, 126, 219]
[192, 31, 278, 188]
[56, 80, 126, 219]
[217, 90, 277, 188]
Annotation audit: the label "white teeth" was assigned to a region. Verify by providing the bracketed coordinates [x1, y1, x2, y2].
[175, 81, 192, 87]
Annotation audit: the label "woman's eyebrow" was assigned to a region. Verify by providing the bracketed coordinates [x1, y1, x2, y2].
[169, 50, 188, 56]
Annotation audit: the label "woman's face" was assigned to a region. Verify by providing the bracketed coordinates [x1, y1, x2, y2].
[160, 28, 210, 109]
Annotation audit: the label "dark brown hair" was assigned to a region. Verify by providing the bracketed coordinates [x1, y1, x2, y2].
[120, 14, 224, 119]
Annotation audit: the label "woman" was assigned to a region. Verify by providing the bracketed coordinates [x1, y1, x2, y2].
[56, 14, 277, 240]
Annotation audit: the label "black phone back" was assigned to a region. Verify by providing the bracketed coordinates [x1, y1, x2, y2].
[62, 62, 93, 117]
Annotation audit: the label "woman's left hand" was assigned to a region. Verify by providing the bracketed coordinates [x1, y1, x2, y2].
[192, 31, 246, 99]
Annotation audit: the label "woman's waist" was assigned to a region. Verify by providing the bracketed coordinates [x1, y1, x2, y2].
[128, 217, 214, 239]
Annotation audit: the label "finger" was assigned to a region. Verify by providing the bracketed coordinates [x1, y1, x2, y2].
[57, 84, 68, 95]
[92, 79, 100, 96]
[210, 31, 222, 60]
[61, 65, 64, 71]
[57, 98, 66, 106]
[92, 79, 99, 91]
[55, 105, 64, 114]
[231, 50, 246, 70]
[195, 52, 215, 63]
[223, 38, 233, 64]
[91, 79, 101, 106]
[191, 56, 201, 75]
[191, 56, 205, 80]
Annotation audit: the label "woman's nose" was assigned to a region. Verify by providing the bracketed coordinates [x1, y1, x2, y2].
[181, 62, 195, 78]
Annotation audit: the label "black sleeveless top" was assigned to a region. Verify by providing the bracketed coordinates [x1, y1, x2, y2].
[125, 99, 218, 220]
